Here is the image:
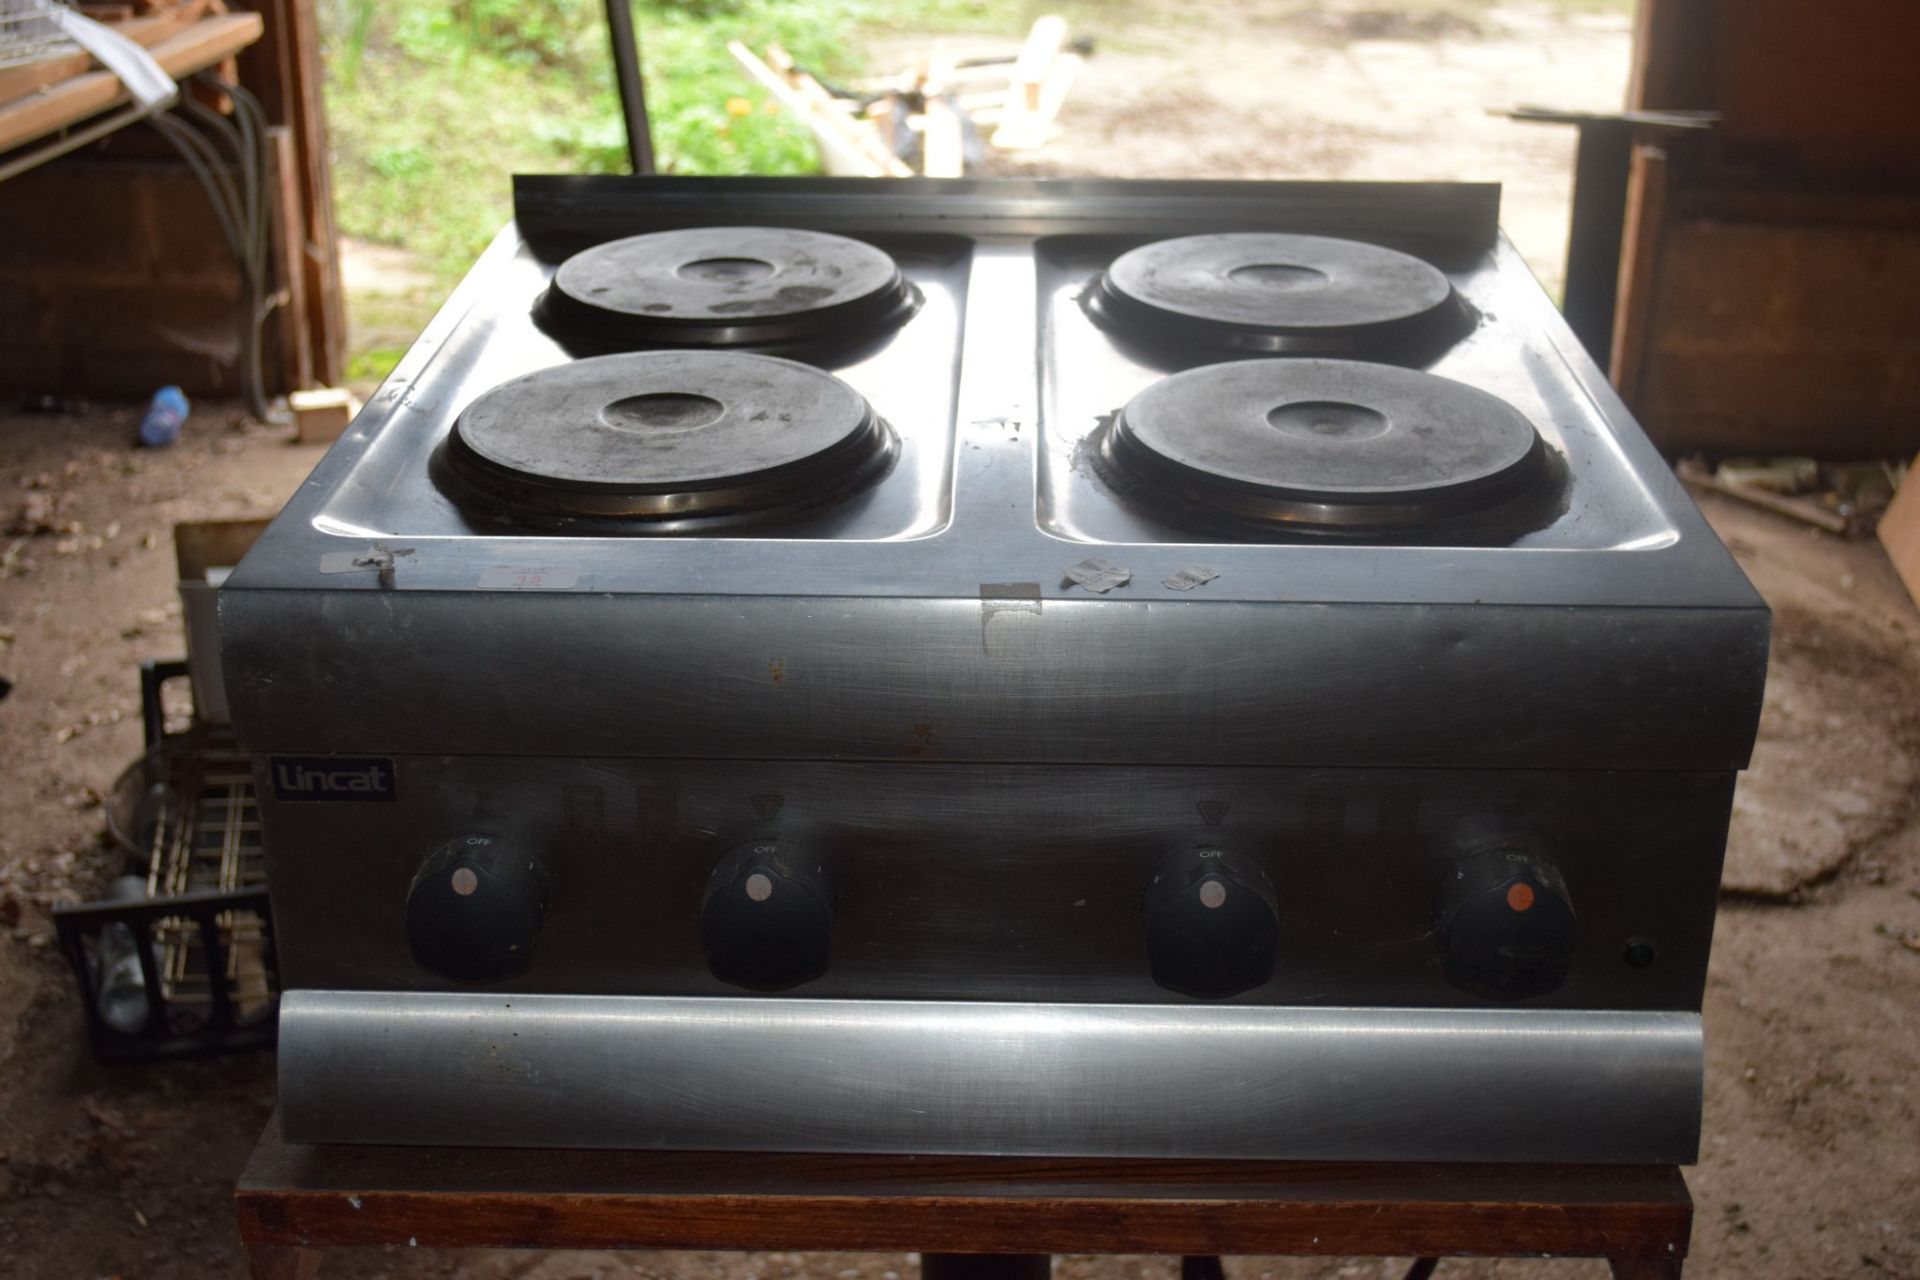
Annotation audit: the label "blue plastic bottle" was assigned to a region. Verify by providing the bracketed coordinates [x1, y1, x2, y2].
[137, 385, 189, 447]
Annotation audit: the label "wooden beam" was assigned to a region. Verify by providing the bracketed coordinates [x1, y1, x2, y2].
[1609, 143, 1669, 401]
[1009, 15, 1067, 112]
[0, 13, 264, 153]
[992, 50, 1080, 150]
[729, 41, 911, 178]
[235, 0, 345, 388]
[267, 124, 313, 392]
[921, 96, 965, 178]
[279, 0, 346, 386]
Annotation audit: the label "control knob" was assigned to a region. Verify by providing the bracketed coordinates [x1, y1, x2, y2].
[1438, 849, 1577, 1000]
[701, 839, 835, 990]
[1144, 847, 1279, 998]
[404, 835, 548, 982]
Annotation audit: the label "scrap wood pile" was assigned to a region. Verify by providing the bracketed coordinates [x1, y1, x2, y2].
[1677, 455, 1908, 540]
[729, 14, 1086, 178]
[0, 0, 251, 157]
[0, 0, 230, 109]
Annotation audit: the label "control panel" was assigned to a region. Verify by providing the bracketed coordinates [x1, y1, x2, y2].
[274, 757, 1726, 1011]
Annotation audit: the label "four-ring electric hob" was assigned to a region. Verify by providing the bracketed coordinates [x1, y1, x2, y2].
[220, 177, 1768, 1164]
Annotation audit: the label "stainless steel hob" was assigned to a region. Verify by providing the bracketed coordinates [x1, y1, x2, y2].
[221, 177, 1768, 1164]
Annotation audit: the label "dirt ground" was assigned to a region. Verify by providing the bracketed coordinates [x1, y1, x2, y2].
[885, 0, 1635, 299]
[3, 2, 1919, 1277]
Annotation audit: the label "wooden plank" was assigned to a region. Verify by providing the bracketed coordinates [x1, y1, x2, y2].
[0, 12, 263, 152]
[1626, 0, 1712, 112]
[0, 0, 212, 106]
[730, 40, 878, 176]
[0, 54, 93, 106]
[992, 50, 1080, 150]
[1706, 0, 1920, 179]
[1878, 456, 1920, 609]
[767, 42, 912, 178]
[1631, 214, 1920, 457]
[289, 387, 356, 442]
[234, 0, 341, 388]
[274, 0, 345, 387]
[1676, 460, 1851, 535]
[267, 124, 312, 392]
[729, 41, 910, 178]
[1009, 15, 1067, 112]
[921, 96, 965, 178]
[1609, 142, 1668, 400]
[234, 1122, 1693, 1262]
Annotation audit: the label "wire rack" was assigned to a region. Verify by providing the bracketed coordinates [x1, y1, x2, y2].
[0, 0, 75, 71]
[135, 732, 275, 1022]
[55, 703, 279, 1063]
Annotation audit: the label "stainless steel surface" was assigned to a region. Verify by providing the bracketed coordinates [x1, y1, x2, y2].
[221, 181, 1764, 768]
[279, 989, 1704, 1163]
[222, 591, 1764, 768]
[257, 755, 1733, 1008]
[221, 177, 1767, 1163]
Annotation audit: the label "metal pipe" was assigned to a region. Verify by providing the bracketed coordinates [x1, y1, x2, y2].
[603, 0, 655, 174]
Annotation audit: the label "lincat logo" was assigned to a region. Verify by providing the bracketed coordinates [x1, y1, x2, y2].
[270, 756, 397, 802]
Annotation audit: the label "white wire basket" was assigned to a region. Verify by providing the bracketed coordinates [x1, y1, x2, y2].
[0, 0, 75, 72]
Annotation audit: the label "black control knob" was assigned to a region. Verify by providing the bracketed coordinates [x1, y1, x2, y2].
[405, 836, 548, 982]
[700, 839, 834, 991]
[1438, 849, 1577, 1000]
[1144, 847, 1279, 998]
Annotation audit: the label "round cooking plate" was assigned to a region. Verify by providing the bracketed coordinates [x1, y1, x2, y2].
[1103, 358, 1548, 531]
[534, 226, 919, 352]
[445, 351, 895, 522]
[1085, 232, 1465, 357]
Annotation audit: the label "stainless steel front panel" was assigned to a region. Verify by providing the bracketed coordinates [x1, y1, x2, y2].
[278, 990, 1703, 1164]
[257, 757, 1732, 1010]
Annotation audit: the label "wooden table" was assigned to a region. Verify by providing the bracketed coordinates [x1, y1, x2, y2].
[234, 1115, 1692, 1279]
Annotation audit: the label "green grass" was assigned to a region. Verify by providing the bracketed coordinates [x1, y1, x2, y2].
[324, 0, 1630, 369]
[324, 1, 1030, 282]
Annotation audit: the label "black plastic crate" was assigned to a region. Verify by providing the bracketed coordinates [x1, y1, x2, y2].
[53, 660, 279, 1064]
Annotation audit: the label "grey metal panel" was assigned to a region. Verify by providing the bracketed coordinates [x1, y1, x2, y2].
[256, 758, 1734, 1008]
[511, 175, 1507, 250]
[277, 990, 1703, 1164]
[220, 590, 1767, 769]
[217, 200, 1767, 774]
[218, 233, 1766, 610]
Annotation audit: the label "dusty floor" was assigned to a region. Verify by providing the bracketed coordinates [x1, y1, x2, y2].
[3, 2, 1919, 1277]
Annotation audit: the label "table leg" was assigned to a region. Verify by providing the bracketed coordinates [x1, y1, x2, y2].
[246, 1244, 324, 1280]
[921, 1254, 1051, 1280]
[1609, 1256, 1683, 1280]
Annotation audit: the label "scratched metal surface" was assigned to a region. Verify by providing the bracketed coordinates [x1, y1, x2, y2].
[231, 180, 1761, 1160]
[277, 990, 1705, 1163]
[256, 755, 1731, 1009]
[219, 178, 1766, 769]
